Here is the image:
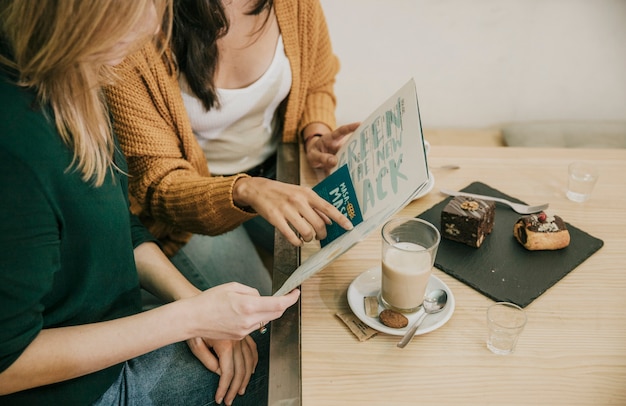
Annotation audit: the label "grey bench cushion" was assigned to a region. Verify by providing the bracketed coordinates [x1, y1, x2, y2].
[503, 121, 626, 149]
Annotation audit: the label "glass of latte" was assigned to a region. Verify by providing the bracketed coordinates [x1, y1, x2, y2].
[380, 217, 441, 313]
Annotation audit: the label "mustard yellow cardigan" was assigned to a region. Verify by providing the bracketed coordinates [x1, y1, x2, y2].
[106, 0, 339, 256]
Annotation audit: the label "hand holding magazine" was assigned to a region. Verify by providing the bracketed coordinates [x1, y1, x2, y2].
[274, 78, 430, 296]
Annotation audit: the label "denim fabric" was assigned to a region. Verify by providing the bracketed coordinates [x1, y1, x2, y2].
[93, 331, 270, 406]
[140, 227, 272, 311]
[243, 156, 276, 256]
[171, 227, 272, 296]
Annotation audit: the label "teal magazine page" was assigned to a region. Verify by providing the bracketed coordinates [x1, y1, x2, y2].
[274, 78, 430, 296]
[313, 164, 364, 247]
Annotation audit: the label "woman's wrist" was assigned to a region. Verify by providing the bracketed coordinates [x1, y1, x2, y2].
[166, 297, 201, 341]
[232, 176, 260, 212]
[303, 133, 322, 152]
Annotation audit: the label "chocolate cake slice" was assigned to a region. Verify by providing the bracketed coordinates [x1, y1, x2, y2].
[441, 196, 495, 248]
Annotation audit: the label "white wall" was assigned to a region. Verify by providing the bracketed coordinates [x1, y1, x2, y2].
[320, 0, 626, 129]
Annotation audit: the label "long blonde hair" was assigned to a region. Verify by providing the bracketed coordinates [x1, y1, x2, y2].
[0, 0, 171, 186]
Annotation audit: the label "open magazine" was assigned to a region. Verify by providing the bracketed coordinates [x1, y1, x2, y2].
[273, 78, 430, 296]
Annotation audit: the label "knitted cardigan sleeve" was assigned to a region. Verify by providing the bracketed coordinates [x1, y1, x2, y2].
[105, 44, 256, 256]
[277, 0, 340, 143]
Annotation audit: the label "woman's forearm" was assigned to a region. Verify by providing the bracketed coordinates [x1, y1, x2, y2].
[0, 242, 197, 395]
[0, 300, 190, 395]
[134, 241, 201, 302]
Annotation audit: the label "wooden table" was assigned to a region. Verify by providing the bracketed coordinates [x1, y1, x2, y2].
[284, 145, 626, 406]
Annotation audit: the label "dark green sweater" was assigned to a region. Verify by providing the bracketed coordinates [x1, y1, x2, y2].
[0, 68, 155, 405]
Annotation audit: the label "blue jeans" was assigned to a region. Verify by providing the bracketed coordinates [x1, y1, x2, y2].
[172, 227, 272, 296]
[242, 156, 276, 256]
[93, 331, 269, 406]
[141, 227, 272, 311]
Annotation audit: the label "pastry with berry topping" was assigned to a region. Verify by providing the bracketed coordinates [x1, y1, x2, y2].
[513, 212, 570, 251]
[441, 196, 496, 248]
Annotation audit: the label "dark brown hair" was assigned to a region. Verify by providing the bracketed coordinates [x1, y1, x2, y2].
[172, 0, 273, 111]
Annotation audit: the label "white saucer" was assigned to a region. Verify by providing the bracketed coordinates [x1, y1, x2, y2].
[347, 266, 455, 336]
[412, 173, 435, 201]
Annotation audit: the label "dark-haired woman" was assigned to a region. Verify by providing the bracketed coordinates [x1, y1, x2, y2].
[105, 0, 355, 297]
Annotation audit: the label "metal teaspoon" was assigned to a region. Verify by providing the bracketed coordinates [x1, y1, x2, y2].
[396, 289, 448, 348]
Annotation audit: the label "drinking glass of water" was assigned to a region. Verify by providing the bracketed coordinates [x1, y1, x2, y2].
[566, 161, 599, 202]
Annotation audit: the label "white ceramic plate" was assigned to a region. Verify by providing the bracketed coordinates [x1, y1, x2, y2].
[347, 266, 455, 336]
[412, 172, 435, 201]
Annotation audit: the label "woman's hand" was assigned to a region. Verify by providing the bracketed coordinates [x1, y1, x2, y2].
[181, 283, 299, 403]
[187, 336, 258, 405]
[232, 177, 353, 246]
[304, 122, 360, 175]
[184, 283, 300, 340]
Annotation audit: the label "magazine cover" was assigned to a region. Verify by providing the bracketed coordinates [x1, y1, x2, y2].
[274, 78, 429, 296]
[313, 164, 364, 247]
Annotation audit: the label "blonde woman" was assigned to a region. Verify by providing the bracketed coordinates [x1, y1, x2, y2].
[105, 0, 356, 297]
[0, 1, 298, 405]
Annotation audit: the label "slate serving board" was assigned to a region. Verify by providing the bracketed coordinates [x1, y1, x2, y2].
[418, 182, 604, 308]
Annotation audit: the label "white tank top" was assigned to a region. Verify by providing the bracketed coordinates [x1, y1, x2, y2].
[179, 35, 292, 175]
